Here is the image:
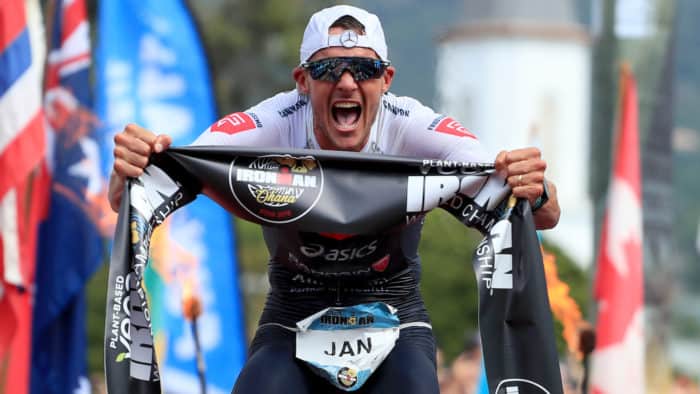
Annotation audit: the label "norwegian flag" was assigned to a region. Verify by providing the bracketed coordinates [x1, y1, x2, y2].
[30, 0, 107, 393]
[590, 65, 645, 394]
[0, 1, 47, 393]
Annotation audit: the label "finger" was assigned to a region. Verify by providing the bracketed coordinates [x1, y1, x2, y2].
[114, 131, 152, 156]
[507, 171, 545, 189]
[507, 173, 523, 189]
[506, 158, 547, 178]
[154, 134, 173, 153]
[503, 147, 541, 164]
[124, 123, 158, 145]
[511, 184, 545, 205]
[494, 150, 508, 173]
[113, 156, 147, 178]
[114, 144, 150, 170]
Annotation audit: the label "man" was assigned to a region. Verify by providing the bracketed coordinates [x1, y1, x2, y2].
[108, 5, 560, 393]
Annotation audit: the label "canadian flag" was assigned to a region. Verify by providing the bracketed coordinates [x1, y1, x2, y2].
[590, 65, 645, 393]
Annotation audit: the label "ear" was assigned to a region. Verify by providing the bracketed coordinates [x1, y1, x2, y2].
[293, 66, 310, 94]
[382, 65, 395, 93]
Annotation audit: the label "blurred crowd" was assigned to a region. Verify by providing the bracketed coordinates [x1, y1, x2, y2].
[436, 332, 700, 394]
[436, 333, 493, 394]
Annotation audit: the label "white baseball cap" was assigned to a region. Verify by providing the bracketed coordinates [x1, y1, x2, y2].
[299, 5, 389, 64]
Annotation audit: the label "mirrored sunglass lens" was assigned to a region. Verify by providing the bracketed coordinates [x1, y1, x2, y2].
[307, 58, 385, 81]
[309, 60, 335, 80]
[351, 60, 383, 80]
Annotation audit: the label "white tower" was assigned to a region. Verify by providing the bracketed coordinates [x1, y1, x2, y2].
[436, 0, 593, 267]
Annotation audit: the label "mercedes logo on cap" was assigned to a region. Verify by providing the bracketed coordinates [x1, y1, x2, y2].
[340, 30, 359, 48]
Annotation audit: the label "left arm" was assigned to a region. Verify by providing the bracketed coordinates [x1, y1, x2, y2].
[494, 148, 560, 230]
[383, 96, 560, 229]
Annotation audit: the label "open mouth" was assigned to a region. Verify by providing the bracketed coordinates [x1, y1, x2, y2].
[332, 102, 361, 129]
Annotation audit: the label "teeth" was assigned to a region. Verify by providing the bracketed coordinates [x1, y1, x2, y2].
[334, 102, 359, 109]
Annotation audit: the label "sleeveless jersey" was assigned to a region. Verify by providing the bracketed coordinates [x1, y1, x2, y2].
[192, 90, 493, 326]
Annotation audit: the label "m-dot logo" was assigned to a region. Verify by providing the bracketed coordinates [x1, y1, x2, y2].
[229, 154, 324, 223]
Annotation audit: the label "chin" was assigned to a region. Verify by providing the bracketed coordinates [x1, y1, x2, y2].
[333, 142, 359, 152]
[331, 139, 362, 152]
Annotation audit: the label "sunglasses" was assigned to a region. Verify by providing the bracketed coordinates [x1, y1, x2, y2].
[301, 57, 390, 82]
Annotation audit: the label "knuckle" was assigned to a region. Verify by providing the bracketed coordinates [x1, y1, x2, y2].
[137, 155, 149, 168]
[113, 159, 126, 174]
[113, 146, 124, 158]
[495, 151, 507, 164]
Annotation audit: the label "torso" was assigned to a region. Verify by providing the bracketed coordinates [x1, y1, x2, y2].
[192, 90, 491, 325]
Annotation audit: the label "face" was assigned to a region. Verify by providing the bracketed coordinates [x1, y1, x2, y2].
[293, 28, 395, 152]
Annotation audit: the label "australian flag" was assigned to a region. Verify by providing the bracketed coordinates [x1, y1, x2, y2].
[31, 0, 111, 393]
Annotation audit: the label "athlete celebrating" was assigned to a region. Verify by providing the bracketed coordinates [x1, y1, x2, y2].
[108, 5, 560, 393]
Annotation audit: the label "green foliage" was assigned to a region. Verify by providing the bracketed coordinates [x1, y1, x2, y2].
[233, 218, 270, 340]
[419, 211, 591, 362]
[673, 312, 700, 339]
[86, 260, 109, 375]
[192, 0, 329, 114]
[419, 210, 482, 362]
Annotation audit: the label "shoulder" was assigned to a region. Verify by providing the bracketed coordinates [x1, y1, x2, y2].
[190, 90, 307, 147]
[389, 93, 477, 138]
[377, 93, 486, 160]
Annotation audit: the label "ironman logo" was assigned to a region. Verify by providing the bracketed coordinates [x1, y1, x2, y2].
[229, 154, 324, 223]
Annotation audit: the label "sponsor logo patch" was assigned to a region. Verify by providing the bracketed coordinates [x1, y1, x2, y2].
[229, 155, 323, 223]
[211, 112, 258, 134]
[299, 240, 378, 263]
[371, 255, 390, 272]
[431, 116, 476, 139]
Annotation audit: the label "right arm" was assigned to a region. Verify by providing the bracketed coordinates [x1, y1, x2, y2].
[108, 91, 301, 212]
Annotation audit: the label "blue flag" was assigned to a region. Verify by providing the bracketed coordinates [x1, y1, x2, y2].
[95, 1, 247, 392]
[32, 0, 105, 393]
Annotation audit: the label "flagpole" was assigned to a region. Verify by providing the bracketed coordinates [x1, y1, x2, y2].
[191, 316, 206, 394]
[183, 282, 206, 394]
[578, 323, 595, 394]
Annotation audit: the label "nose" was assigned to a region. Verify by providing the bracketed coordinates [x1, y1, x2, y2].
[336, 69, 358, 91]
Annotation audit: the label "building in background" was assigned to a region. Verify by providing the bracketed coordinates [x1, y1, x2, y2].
[435, 0, 593, 267]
